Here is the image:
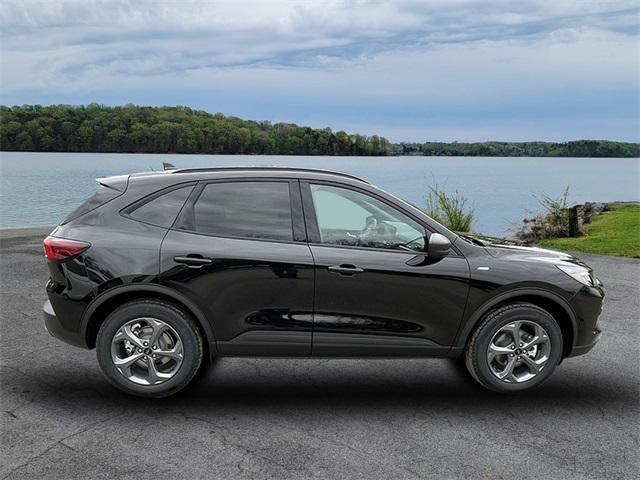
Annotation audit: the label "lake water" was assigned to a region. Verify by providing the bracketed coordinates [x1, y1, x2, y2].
[1, 152, 638, 236]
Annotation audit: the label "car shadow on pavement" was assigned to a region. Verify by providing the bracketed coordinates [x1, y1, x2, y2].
[4, 355, 635, 422]
[11, 356, 630, 417]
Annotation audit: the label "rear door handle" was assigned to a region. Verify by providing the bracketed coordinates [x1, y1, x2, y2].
[173, 255, 213, 267]
[327, 264, 364, 275]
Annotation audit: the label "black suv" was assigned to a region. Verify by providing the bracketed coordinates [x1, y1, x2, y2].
[43, 167, 604, 397]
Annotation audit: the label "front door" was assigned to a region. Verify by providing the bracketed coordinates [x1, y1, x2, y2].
[159, 179, 314, 355]
[301, 182, 470, 356]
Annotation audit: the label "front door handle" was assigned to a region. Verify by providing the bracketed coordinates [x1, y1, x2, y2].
[327, 264, 364, 275]
[173, 255, 213, 267]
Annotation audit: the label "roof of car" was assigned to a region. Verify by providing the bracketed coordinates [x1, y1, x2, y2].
[130, 166, 369, 184]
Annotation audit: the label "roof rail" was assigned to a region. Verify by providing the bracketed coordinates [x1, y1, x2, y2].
[167, 166, 368, 183]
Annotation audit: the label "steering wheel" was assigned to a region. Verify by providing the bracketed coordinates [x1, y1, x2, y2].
[359, 215, 401, 247]
[345, 216, 380, 245]
[357, 216, 380, 244]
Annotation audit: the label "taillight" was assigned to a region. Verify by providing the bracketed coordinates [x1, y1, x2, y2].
[43, 236, 91, 262]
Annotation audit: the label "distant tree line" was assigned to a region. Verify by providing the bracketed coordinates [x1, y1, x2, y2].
[1, 104, 638, 157]
[0, 104, 392, 156]
[396, 140, 639, 158]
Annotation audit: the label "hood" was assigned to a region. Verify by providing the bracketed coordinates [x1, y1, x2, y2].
[457, 233, 584, 265]
[483, 243, 589, 269]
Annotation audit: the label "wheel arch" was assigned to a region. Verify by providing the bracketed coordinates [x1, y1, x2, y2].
[81, 285, 217, 359]
[457, 288, 577, 358]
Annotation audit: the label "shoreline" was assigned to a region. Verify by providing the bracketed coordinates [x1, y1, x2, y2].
[0, 226, 53, 240]
[2, 151, 640, 159]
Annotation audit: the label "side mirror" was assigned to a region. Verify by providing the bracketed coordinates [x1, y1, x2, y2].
[427, 233, 451, 259]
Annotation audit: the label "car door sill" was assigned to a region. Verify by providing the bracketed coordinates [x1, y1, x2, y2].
[218, 330, 312, 356]
[217, 331, 451, 357]
[312, 332, 450, 357]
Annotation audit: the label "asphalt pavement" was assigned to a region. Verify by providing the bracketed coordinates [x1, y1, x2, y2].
[1, 228, 638, 480]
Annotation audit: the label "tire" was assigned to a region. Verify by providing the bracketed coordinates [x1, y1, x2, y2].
[96, 299, 203, 398]
[464, 303, 563, 393]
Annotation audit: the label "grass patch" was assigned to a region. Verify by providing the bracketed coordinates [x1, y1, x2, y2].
[538, 204, 640, 258]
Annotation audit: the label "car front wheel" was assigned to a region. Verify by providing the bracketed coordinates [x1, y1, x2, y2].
[96, 299, 203, 398]
[464, 303, 563, 392]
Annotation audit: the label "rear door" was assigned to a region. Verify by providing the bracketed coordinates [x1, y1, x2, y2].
[159, 178, 315, 355]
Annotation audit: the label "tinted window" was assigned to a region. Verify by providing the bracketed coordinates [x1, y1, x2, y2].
[128, 185, 194, 228]
[310, 184, 425, 251]
[179, 182, 293, 241]
[62, 185, 123, 224]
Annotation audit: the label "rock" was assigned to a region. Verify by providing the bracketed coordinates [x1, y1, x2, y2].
[516, 201, 610, 241]
[582, 202, 608, 224]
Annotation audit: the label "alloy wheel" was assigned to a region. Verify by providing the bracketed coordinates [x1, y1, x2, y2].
[486, 320, 551, 384]
[110, 317, 184, 385]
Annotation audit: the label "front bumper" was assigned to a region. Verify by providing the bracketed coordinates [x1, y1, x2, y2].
[567, 319, 602, 357]
[567, 283, 605, 357]
[43, 300, 86, 348]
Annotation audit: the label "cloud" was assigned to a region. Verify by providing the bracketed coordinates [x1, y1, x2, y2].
[1, 0, 638, 141]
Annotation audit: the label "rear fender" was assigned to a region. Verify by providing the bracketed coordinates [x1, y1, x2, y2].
[80, 284, 217, 356]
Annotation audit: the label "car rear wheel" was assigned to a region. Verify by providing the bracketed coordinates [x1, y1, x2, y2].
[96, 299, 203, 398]
[464, 303, 563, 392]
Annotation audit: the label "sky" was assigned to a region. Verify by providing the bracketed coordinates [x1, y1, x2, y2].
[1, 0, 639, 142]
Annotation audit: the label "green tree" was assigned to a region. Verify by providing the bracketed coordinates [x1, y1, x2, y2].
[1, 104, 637, 157]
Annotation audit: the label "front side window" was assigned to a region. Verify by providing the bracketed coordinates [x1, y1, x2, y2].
[177, 181, 293, 241]
[310, 184, 426, 251]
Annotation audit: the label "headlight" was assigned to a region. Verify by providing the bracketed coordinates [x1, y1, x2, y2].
[556, 264, 594, 286]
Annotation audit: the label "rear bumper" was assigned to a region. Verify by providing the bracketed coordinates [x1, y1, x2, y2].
[43, 300, 87, 348]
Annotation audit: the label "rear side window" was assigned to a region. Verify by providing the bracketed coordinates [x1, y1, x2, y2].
[62, 185, 123, 224]
[126, 185, 194, 228]
[176, 181, 293, 241]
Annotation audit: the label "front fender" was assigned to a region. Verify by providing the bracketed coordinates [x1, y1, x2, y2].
[453, 286, 578, 349]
